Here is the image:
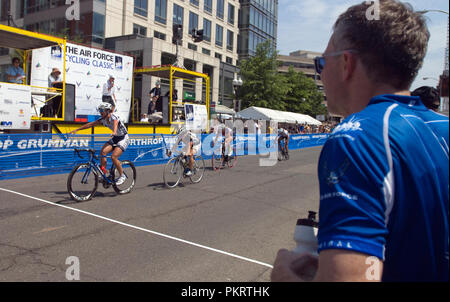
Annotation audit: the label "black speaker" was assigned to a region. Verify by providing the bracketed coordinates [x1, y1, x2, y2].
[64, 83, 75, 122]
[162, 96, 169, 124]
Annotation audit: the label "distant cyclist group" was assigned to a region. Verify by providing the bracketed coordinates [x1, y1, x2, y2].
[67, 102, 291, 199]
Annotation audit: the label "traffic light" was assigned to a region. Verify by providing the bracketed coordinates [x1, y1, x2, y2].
[173, 24, 183, 42]
[192, 29, 204, 43]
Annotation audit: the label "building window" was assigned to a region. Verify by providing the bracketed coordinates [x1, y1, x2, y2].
[188, 43, 198, 51]
[226, 57, 233, 64]
[204, 0, 212, 14]
[173, 3, 184, 26]
[155, 0, 167, 24]
[202, 48, 211, 56]
[215, 24, 223, 47]
[190, 0, 199, 6]
[189, 12, 199, 35]
[0, 47, 9, 56]
[133, 24, 147, 36]
[154, 30, 166, 41]
[92, 12, 105, 44]
[203, 18, 211, 42]
[227, 30, 233, 51]
[216, 0, 224, 19]
[215, 52, 222, 61]
[228, 3, 235, 25]
[134, 0, 148, 17]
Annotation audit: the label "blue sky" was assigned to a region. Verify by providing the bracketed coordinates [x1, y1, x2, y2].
[277, 0, 449, 90]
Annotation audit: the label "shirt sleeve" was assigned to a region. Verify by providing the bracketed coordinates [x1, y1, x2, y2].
[317, 133, 389, 260]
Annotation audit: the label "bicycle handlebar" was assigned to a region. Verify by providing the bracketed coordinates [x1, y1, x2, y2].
[74, 148, 98, 160]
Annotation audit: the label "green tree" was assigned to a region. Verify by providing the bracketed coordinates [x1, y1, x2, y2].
[239, 40, 288, 110]
[282, 66, 327, 117]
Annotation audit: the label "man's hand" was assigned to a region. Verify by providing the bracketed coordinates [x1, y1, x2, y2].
[271, 249, 318, 282]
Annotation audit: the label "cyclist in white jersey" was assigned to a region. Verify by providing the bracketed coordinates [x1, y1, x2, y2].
[276, 128, 290, 155]
[69, 103, 129, 185]
[167, 126, 201, 176]
[213, 123, 234, 162]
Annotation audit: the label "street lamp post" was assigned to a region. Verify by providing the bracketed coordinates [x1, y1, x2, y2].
[232, 75, 243, 112]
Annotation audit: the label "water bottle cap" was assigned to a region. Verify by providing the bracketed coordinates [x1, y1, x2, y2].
[296, 218, 318, 228]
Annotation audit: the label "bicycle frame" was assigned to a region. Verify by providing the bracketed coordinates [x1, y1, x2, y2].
[74, 149, 114, 184]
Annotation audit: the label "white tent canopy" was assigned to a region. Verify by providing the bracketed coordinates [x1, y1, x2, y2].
[236, 106, 322, 125]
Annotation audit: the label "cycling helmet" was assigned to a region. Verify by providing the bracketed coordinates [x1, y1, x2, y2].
[176, 126, 186, 135]
[97, 102, 113, 113]
[278, 128, 284, 133]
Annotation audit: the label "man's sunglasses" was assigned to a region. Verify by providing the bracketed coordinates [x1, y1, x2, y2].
[314, 50, 358, 74]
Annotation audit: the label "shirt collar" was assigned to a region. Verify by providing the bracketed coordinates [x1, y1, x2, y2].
[369, 94, 428, 110]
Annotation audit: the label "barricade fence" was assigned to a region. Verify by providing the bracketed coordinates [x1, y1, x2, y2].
[0, 133, 329, 180]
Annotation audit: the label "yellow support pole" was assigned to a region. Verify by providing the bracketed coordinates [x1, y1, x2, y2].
[170, 66, 174, 124]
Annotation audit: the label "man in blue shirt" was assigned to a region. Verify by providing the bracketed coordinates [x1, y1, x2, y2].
[272, 0, 449, 282]
[5, 57, 25, 84]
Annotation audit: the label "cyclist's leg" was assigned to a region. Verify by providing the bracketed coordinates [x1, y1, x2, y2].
[100, 142, 113, 171]
[111, 146, 124, 175]
[187, 141, 195, 171]
[225, 135, 233, 156]
[285, 138, 289, 153]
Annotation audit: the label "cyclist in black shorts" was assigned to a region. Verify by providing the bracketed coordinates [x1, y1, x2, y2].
[276, 128, 290, 155]
[69, 103, 129, 185]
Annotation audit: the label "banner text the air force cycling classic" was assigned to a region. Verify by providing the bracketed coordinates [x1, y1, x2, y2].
[30, 43, 134, 122]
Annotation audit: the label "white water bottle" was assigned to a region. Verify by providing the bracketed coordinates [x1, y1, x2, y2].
[293, 211, 319, 256]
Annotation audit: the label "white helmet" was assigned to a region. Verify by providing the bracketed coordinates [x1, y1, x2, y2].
[278, 128, 284, 133]
[97, 102, 113, 113]
[175, 126, 186, 135]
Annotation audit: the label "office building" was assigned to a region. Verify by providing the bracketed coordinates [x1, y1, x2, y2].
[1, 0, 242, 115]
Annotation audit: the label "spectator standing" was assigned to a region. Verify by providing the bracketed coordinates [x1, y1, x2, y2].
[271, 0, 448, 282]
[102, 75, 117, 112]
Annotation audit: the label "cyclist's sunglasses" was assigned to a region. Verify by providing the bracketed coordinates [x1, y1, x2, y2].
[314, 50, 358, 74]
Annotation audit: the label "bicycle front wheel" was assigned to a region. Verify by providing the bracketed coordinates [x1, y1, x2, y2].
[67, 163, 98, 201]
[190, 155, 205, 183]
[111, 160, 137, 194]
[163, 157, 183, 188]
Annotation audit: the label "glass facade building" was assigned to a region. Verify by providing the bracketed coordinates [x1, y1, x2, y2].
[238, 0, 278, 60]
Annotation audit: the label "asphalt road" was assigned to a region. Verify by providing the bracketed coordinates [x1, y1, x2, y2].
[0, 146, 322, 282]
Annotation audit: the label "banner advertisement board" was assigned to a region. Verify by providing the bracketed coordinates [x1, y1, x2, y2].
[0, 83, 31, 130]
[0, 133, 329, 180]
[30, 43, 134, 122]
[184, 104, 208, 131]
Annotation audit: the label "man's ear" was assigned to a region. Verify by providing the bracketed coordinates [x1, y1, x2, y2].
[342, 52, 357, 81]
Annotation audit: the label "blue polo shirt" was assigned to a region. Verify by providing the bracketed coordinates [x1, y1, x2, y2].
[5, 65, 25, 84]
[317, 94, 449, 282]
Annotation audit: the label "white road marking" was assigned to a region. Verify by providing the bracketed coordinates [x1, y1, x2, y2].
[0, 187, 274, 269]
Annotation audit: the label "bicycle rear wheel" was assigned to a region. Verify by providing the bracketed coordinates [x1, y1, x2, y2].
[67, 163, 98, 201]
[164, 157, 183, 188]
[190, 155, 205, 183]
[111, 160, 137, 194]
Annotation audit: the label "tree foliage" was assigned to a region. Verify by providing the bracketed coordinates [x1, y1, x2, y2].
[239, 40, 327, 117]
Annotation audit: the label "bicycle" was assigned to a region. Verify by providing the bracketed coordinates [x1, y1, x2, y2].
[212, 138, 237, 171]
[67, 148, 136, 201]
[163, 150, 205, 189]
[278, 139, 289, 161]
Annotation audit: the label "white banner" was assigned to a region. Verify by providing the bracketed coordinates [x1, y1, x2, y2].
[0, 83, 31, 130]
[185, 104, 208, 132]
[31, 43, 134, 122]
